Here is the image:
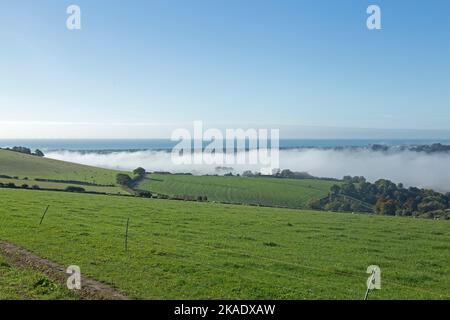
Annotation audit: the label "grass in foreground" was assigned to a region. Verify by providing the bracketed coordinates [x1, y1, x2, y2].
[0, 188, 449, 299]
[139, 173, 337, 208]
[0, 253, 75, 300]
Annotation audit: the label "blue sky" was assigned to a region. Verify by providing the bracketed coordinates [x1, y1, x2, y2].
[1, 0, 450, 138]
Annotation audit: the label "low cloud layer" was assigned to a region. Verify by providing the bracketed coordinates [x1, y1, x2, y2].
[46, 149, 450, 192]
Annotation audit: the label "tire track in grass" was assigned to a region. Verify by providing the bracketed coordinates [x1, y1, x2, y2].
[0, 241, 129, 300]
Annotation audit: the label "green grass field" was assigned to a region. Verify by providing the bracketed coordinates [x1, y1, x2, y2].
[0, 178, 126, 195]
[139, 174, 337, 208]
[1, 188, 449, 299]
[0, 149, 125, 186]
[0, 149, 130, 195]
[0, 252, 75, 300]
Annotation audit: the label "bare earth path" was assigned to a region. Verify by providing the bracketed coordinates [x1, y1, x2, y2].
[0, 241, 129, 300]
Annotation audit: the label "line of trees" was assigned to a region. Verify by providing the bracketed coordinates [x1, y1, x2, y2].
[116, 167, 146, 186]
[116, 167, 152, 198]
[1, 146, 45, 157]
[309, 176, 450, 219]
[0, 182, 41, 189]
[241, 169, 339, 181]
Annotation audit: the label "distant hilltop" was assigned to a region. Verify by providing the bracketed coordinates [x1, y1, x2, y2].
[363, 143, 450, 154]
[10, 142, 450, 154]
[0, 146, 45, 157]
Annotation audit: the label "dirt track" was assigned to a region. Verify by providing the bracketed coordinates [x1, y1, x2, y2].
[0, 241, 129, 300]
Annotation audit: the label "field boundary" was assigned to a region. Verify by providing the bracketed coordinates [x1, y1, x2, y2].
[0, 241, 129, 300]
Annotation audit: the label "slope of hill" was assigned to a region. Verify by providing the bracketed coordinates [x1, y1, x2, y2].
[0, 188, 449, 299]
[0, 149, 129, 194]
[138, 173, 337, 209]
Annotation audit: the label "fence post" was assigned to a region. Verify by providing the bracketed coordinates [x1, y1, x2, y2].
[125, 218, 130, 251]
[39, 205, 50, 225]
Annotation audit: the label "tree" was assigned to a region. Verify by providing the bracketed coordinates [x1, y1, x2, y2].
[242, 170, 254, 177]
[133, 167, 146, 177]
[330, 185, 341, 195]
[308, 198, 322, 210]
[11, 146, 31, 155]
[280, 169, 294, 178]
[375, 198, 397, 215]
[136, 190, 152, 198]
[116, 173, 132, 186]
[34, 149, 45, 157]
[350, 202, 363, 212]
[65, 186, 86, 193]
[418, 200, 446, 213]
[313, 175, 449, 218]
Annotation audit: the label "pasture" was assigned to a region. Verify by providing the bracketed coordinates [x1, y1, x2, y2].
[0, 149, 129, 195]
[1, 188, 449, 299]
[139, 173, 337, 209]
[0, 149, 124, 186]
[0, 252, 75, 300]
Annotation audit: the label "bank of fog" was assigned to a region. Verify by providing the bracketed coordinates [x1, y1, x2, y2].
[45, 149, 450, 192]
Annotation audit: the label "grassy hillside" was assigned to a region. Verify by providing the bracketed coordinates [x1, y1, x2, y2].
[0, 149, 124, 185]
[0, 177, 125, 194]
[138, 173, 337, 208]
[0, 149, 129, 194]
[1, 188, 449, 299]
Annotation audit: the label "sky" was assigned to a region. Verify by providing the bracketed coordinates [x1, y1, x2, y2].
[1, 0, 450, 138]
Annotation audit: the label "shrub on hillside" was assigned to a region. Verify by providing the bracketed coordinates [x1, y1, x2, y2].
[133, 167, 146, 177]
[136, 190, 152, 198]
[65, 186, 86, 193]
[116, 173, 132, 186]
[34, 149, 45, 157]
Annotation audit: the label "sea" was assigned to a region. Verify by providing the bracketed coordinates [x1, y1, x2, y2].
[1, 139, 449, 151]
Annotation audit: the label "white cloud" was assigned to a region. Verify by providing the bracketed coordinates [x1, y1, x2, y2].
[45, 149, 450, 192]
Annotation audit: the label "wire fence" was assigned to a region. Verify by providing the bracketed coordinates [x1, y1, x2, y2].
[11, 202, 450, 299]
